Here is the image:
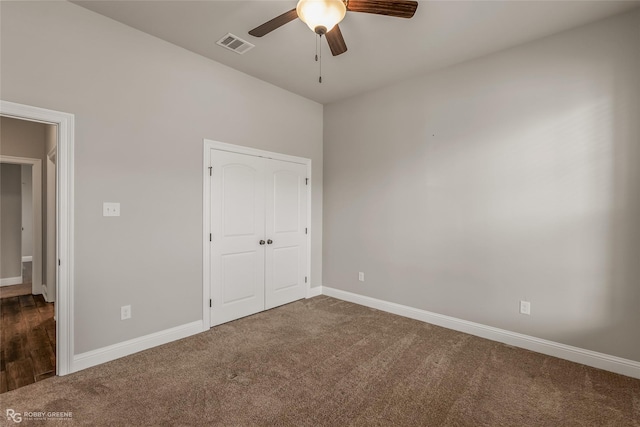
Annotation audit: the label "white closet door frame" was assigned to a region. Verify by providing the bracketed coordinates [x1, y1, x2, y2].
[202, 139, 311, 329]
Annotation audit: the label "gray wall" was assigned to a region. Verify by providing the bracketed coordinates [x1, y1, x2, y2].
[1, 117, 48, 287]
[1, 164, 23, 279]
[1, 1, 323, 354]
[21, 165, 33, 258]
[324, 10, 640, 362]
[0, 117, 47, 159]
[44, 122, 57, 297]
[45, 124, 57, 156]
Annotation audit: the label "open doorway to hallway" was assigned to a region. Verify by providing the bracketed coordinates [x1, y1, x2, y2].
[1, 116, 57, 393]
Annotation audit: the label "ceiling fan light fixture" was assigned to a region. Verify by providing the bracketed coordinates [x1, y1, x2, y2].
[296, 0, 347, 35]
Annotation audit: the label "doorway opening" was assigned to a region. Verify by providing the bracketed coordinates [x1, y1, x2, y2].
[0, 100, 75, 385]
[0, 118, 57, 392]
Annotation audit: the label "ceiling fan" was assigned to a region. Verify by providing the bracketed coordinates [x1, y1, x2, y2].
[248, 0, 419, 56]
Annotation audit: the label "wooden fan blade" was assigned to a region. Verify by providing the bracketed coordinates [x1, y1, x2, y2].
[326, 25, 347, 56]
[248, 8, 298, 37]
[346, 0, 418, 18]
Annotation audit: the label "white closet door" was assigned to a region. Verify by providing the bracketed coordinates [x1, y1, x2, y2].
[210, 150, 266, 326]
[264, 159, 308, 310]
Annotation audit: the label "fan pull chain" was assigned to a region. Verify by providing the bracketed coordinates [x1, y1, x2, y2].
[315, 34, 318, 62]
[318, 34, 323, 83]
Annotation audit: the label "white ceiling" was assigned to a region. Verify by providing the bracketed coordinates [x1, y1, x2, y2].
[73, 1, 639, 104]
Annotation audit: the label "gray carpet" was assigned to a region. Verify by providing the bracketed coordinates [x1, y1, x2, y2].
[2, 296, 639, 426]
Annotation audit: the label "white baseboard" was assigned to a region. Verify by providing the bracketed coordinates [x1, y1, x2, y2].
[42, 283, 52, 302]
[306, 286, 323, 298]
[322, 286, 640, 379]
[0, 276, 23, 287]
[72, 320, 205, 373]
[22, 256, 33, 262]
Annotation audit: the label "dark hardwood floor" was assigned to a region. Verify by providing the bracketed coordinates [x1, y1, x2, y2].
[0, 283, 32, 299]
[1, 293, 56, 393]
[0, 262, 33, 299]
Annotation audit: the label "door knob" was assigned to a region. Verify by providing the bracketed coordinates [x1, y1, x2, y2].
[267, 239, 273, 245]
[259, 240, 266, 245]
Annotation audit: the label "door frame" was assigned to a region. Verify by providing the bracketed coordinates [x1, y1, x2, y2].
[202, 139, 311, 328]
[46, 146, 57, 303]
[0, 156, 42, 294]
[1, 100, 75, 376]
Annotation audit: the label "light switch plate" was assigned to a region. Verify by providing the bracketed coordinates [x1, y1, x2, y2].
[103, 202, 120, 217]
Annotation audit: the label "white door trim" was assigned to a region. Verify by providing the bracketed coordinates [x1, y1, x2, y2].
[0, 156, 42, 294]
[202, 139, 312, 329]
[1, 100, 75, 376]
[46, 146, 57, 303]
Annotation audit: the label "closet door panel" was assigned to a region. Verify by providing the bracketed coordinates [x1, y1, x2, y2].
[272, 246, 300, 291]
[210, 150, 265, 326]
[265, 160, 308, 309]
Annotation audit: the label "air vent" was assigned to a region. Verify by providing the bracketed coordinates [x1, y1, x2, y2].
[216, 33, 255, 55]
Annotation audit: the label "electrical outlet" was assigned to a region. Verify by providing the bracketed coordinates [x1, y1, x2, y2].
[519, 300, 531, 315]
[358, 272, 365, 282]
[121, 305, 131, 320]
